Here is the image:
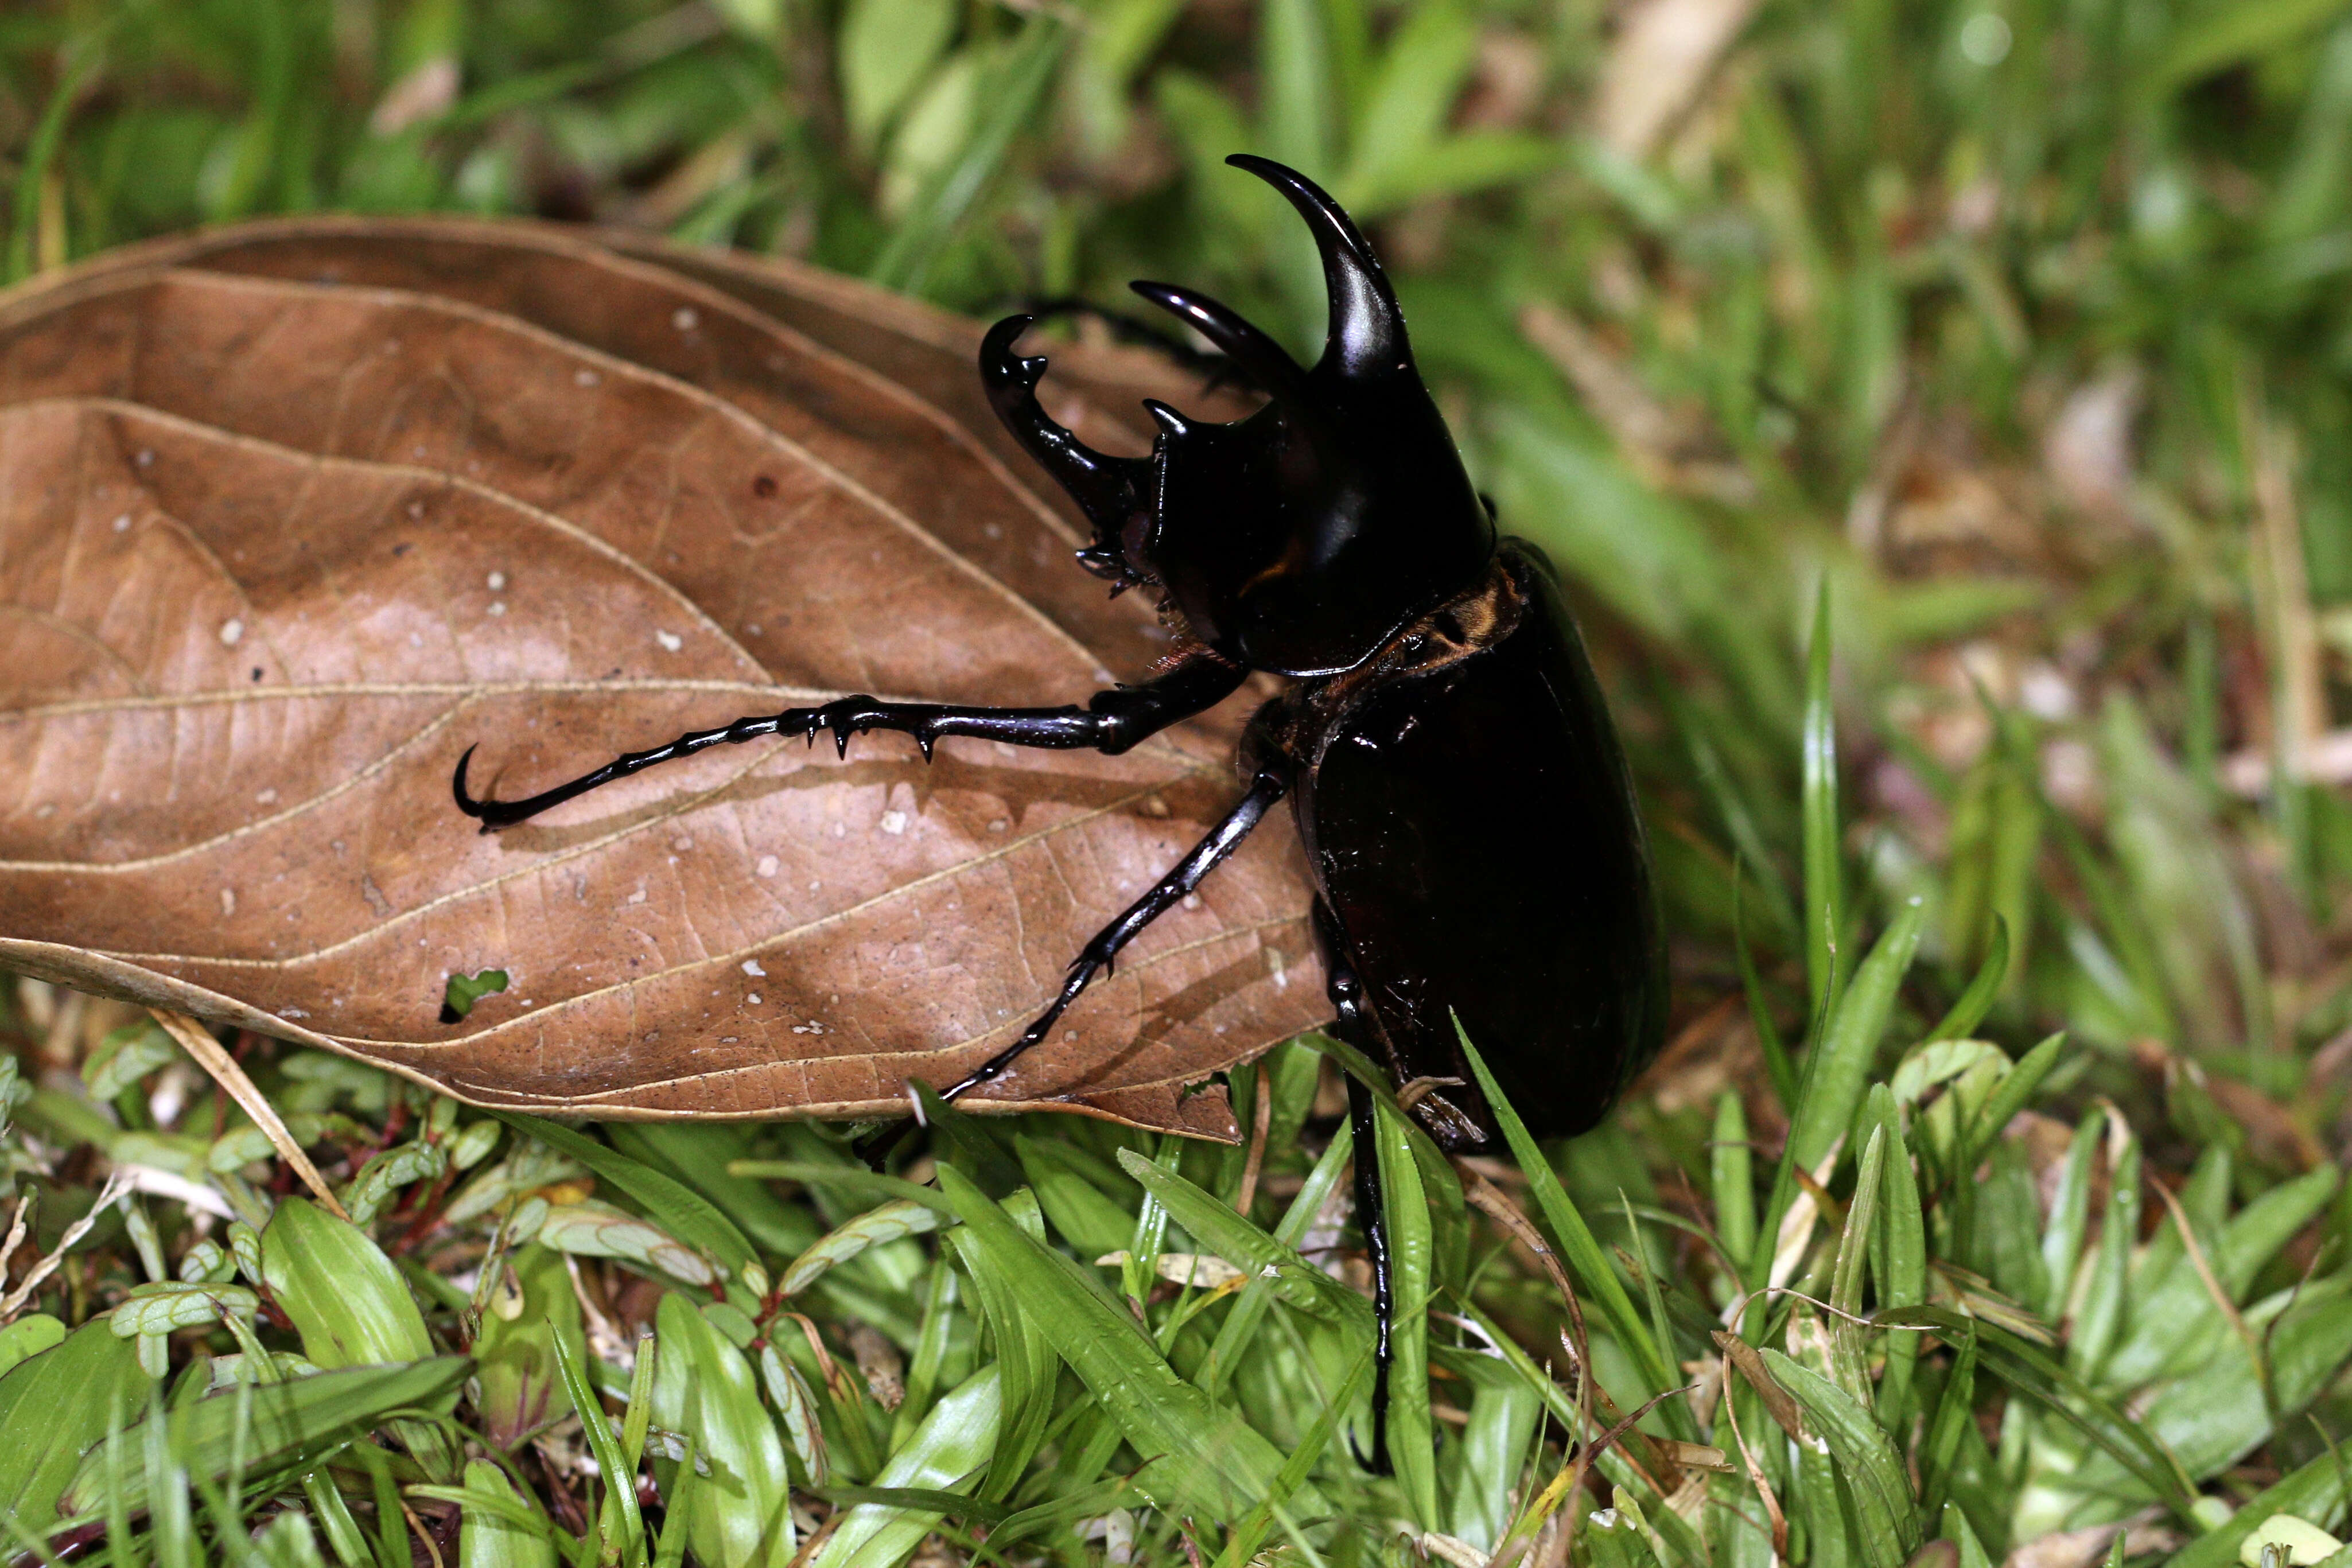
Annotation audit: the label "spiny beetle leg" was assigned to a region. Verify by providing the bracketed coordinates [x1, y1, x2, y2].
[1344, 1071, 1397, 1476]
[939, 765, 1288, 1102]
[450, 654, 1247, 833]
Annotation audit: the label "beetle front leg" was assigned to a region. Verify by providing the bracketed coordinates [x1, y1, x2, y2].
[451, 651, 1246, 832]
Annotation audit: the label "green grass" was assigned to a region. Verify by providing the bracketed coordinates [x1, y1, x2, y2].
[5, 0, 2352, 1563]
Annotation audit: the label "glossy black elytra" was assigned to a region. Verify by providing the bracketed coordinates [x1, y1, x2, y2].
[451, 154, 1667, 1469]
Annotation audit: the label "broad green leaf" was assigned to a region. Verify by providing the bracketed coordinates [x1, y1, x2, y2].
[2077, 1282, 2352, 1491]
[1872, 1093, 1927, 1433]
[61, 1359, 471, 1519]
[489, 1113, 755, 1281]
[808, 1367, 999, 1568]
[932, 1163, 1311, 1521]
[868, 18, 1065, 291]
[1214, 1347, 1373, 1568]
[2170, 1448, 2352, 1568]
[261, 1199, 434, 1366]
[651, 1293, 795, 1568]
[1116, 1147, 1369, 1331]
[1764, 1351, 1919, 1567]
[782, 1199, 943, 1297]
[1882, 1306, 2196, 1520]
[606, 1126, 820, 1260]
[1956, 1033, 2067, 1178]
[1016, 1135, 1140, 1262]
[111, 1282, 258, 1337]
[1791, 897, 1926, 1177]
[0, 1317, 151, 1531]
[2105, 1161, 2342, 1387]
[1445, 1356, 1542, 1551]
[538, 1200, 719, 1286]
[340, 1141, 448, 1228]
[457, 1460, 558, 1568]
[85, 1022, 177, 1103]
[473, 1244, 584, 1448]
[0, 1315, 65, 1379]
[837, 0, 958, 146]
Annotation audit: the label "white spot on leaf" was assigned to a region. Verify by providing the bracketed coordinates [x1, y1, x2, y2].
[755, 855, 779, 877]
[672, 307, 699, 331]
[880, 811, 907, 835]
[655, 629, 682, 652]
[742, 959, 766, 976]
[219, 618, 244, 647]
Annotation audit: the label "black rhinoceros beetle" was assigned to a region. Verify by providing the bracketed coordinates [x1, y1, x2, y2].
[454, 153, 1666, 1470]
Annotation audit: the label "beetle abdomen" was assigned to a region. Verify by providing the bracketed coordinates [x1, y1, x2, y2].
[1296, 539, 1666, 1146]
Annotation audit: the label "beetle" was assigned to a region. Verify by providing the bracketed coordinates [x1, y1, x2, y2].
[453, 154, 1667, 1468]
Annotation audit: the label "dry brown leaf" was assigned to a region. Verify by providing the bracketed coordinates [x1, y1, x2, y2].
[0, 221, 1324, 1135]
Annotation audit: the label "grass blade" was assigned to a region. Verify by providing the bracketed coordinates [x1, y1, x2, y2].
[1803, 578, 1844, 1020]
[1456, 1022, 1692, 1438]
[1373, 1091, 1439, 1526]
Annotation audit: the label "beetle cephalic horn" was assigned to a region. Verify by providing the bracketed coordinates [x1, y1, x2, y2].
[1128, 281, 1311, 408]
[1225, 154, 1406, 379]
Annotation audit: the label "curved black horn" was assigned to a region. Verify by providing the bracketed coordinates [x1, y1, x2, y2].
[1129, 281, 1311, 403]
[979, 315, 1150, 550]
[1225, 154, 1405, 379]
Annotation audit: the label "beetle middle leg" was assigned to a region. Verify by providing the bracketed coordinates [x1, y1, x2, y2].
[938, 761, 1288, 1101]
[452, 649, 1246, 832]
[854, 753, 1286, 1167]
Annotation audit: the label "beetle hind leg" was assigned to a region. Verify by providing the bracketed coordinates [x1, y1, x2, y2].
[1344, 1071, 1398, 1477]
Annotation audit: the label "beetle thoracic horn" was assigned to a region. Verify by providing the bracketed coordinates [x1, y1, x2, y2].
[1128, 280, 1309, 407]
[1225, 154, 1405, 380]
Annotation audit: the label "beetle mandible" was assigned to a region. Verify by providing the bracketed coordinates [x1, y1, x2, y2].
[452, 153, 1667, 1468]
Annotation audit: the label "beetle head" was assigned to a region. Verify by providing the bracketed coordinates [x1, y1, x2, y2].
[982, 157, 1493, 676]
